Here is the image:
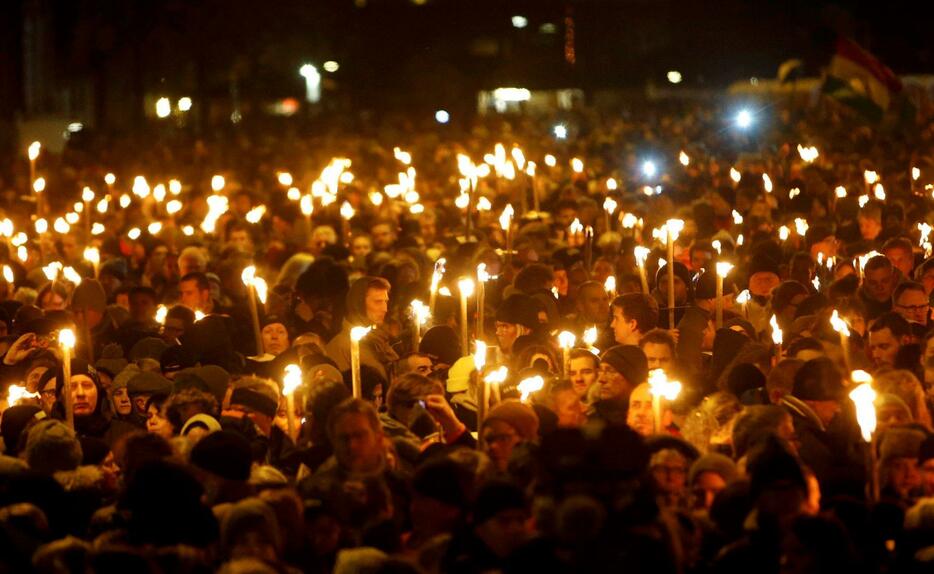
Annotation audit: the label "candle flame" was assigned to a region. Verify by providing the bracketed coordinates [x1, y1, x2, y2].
[83, 247, 99, 265]
[350, 325, 372, 342]
[583, 326, 598, 347]
[849, 379, 877, 442]
[557, 331, 576, 349]
[474, 340, 487, 371]
[155, 304, 168, 325]
[253, 277, 268, 304]
[770, 315, 783, 345]
[634, 245, 651, 266]
[517, 375, 544, 401]
[245, 205, 266, 223]
[679, 151, 690, 166]
[830, 309, 850, 337]
[458, 277, 475, 298]
[410, 299, 431, 326]
[499, 204, 514, 231]
[241, 265, 256, 286]
[58, 328, 76, 349]
[7, 385, 39, 408]
[283, 364, 303, 396]
[648, 368, 682, 401]
[28, 141, 41, 161]
[2, 265, 13, 284]
[715, 261, 733, 278]
[477, 263, 490, 283]
[484, 366, 509, 385]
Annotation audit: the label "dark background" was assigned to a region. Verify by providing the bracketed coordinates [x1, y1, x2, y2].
[1, 0, 932, 131]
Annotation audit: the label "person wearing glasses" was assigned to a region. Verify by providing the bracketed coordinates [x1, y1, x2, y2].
[893, 281, 930, 327]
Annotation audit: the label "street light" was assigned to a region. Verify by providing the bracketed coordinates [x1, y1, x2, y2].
[642, 160, 657, 178]
[735, 109, 754, 129]
[155, 97, 171, 118]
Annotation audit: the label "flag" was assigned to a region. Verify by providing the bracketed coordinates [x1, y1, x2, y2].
[822, 37, 902, 122]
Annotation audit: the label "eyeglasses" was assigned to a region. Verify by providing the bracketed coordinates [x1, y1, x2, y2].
[896, 304, 928, 313]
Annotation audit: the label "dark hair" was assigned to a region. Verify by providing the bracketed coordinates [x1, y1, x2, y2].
[179, 272, 210, 292]
[514, 263, 555, 295]
[164, 388, 218, 430]
[893, 281, 925, 304]
[863, 255, 891, 274]
[568, 348, 599, 367]
[326, 398, 381, 442]
[882, 236, 913, 255]
[858, 203, 882, 221]
[611, 293, 659, 334]
[639, 328, 676, 353]
[868, 311, 911, 339]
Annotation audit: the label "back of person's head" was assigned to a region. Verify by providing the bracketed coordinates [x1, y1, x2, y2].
[24, 420, 82, 475]
[386, 373, 442, 411]
[305, 378, 351, 445]
[792, 357, 843, 403]
[732, 405, 792, 459]
[513, 263, 554, 295]
[766, 358, 804, 402]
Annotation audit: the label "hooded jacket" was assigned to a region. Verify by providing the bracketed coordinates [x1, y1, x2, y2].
[41, 359, 137, 448]
[324, 278, 398, 380]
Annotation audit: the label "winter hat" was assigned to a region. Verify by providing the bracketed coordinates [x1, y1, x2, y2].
[128, 337, 170, 362]
[600, 345, 648, 385]
[127, 371, 173, 397]
[655, 261, 694, 299]
[446, 356, 476, 394]
[180, 414, 222, 437]
[689, 453, 739, 486]
[1, 405, 44, 455]
[308, 364, 343, 386]
[190, 430, 252, 481]
[473, 480, 527, 525]
[483, 400, 540, 441]
[694, 269, 736, 300]
[416, 325, 462, 367]
[24, 420, 83, 475]
[94, 344, 128, 378]
[111, 364, 141, 391]
[229, 385, 278, 419]
[879, 427, 926, 465]
[220, 498, 282, 557]
[195, 365, 231, 403]
[496, 294, 540, 330]
[69, 279, 107, 313]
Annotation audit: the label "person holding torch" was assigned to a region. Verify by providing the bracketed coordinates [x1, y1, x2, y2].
[325, 276, 398, 381]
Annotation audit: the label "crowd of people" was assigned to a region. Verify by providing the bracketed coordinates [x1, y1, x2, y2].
[0, 99, 933, 573]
